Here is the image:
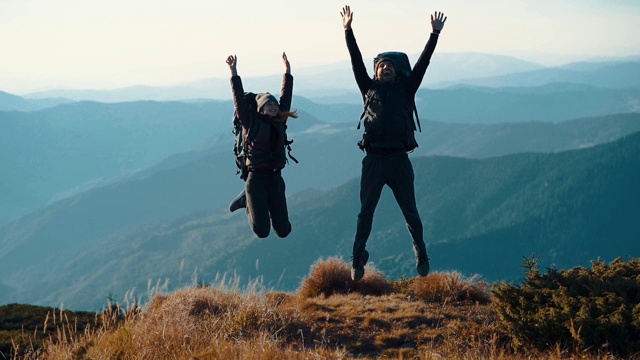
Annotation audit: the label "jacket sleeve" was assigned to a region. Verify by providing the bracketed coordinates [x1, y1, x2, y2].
[230, 75, 250, 128]
[406, 32, 440, 95]
[345, 29, 372, 96]
[278, 73, 294, 112]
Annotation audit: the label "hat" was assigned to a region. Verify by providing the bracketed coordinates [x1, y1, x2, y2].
[373, 52, 411, 79]
[374, 57, 394, 72]
[255, 92, 278, 111]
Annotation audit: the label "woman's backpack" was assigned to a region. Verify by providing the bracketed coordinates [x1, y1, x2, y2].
[231, 92, 297, 180]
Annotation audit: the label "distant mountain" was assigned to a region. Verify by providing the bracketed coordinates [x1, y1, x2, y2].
[24, 84, 220, 104]
[2, 108, 640, 228]
[0, 90, 73, 111]
[0, 100, 230, 225]
[297, 83, 640, 124]
[290, 82, 640, 124]
[292, 52, 544, 101]
[443, 61, 640, 89]
[3, 82, 640, 228]
[21, 52, 546, 103]
[416, 83, 640, 123]
[20, 57, 640, 104]
[1, 118, 639, 310]
[412, 113, 640, 158]
[424, 52, 542, 86]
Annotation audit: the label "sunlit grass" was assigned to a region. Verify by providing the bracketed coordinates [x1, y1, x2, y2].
[6, 257, 633, 359]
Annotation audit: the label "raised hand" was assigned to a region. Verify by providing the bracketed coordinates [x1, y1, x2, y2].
[431, 11, 447, 32]
[226, 55, 238, 76]
[283, 52, 291, 74]
[340, 5, 353, 30]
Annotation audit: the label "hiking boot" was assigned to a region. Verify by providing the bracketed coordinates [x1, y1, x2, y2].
[351, 250, 369, 281]
[229, 190, 246, 212]
[416, 254, 430, 277]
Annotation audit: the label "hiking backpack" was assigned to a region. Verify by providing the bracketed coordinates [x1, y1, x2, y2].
[357, 51, 422, 151]
[232, 92, 298, 180]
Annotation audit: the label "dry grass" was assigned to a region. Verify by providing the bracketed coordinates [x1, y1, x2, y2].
[297, 292, 513, 359]
[298, 257, 393, 298]
[407, 271, 491, 304]
[8, 258, 626, 359]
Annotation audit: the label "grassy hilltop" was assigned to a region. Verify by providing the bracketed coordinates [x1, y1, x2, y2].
[2, 256, 639, 359]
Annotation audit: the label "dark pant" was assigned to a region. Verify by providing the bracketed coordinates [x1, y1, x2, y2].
[245, 169, 291, 238]
[353, 152, 427, 258]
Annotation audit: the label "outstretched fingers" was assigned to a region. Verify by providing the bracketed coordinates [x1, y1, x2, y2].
[431, 11, 447, 31]
[340, 5, 350, 17]
[341, 5, 353, 29]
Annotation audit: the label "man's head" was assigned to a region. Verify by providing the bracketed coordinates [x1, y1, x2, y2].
[373, 52, 412, 83]
[375, 59, 396, 83]
[255, 92, 279, 117]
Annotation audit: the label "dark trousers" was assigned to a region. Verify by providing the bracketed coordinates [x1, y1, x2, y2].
[353, 152, 427, 258]
[246, 169, 291, 238]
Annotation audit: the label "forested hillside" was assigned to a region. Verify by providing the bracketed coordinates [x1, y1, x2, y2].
[2, 131, 638, 310]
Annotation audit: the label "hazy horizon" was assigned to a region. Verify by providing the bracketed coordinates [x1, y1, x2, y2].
[2, 0, 640, 94]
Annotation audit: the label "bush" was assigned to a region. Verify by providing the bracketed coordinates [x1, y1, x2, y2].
[492, 256, 640, 356]
[297, 258, 393, 298]
[406, 271, 491, 304]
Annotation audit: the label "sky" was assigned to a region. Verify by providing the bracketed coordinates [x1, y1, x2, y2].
[2, 0, 640, 94]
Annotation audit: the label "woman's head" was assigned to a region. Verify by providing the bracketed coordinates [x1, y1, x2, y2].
[256, 93, 279, 117]
[255, 92, 298, 122]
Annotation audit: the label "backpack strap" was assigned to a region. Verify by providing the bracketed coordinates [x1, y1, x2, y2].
[358, 91, 374, 130]
[412, 100, 422, 132]
[282, 123, 299, 164]
[285, 139, 299, 164]
[233, 94, 261, 180]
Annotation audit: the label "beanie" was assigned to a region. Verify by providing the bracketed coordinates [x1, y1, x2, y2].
[373, 52, 411, 79]
[255, 92, 278, 111]
[374, 57, 395, 73]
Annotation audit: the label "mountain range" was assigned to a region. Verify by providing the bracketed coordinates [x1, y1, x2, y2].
[0, 100, 228, 225]
[1, 53, 639, 310]
[1, 129, 638, 310]
[3, 81, 640, 227]
[19, 54, 640, 103]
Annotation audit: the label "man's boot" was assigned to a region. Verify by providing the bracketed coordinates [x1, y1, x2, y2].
[416, 252, 430, 276]
[414, 241, 430, 276]
[351, 250, 369, 281]
[229, 190, 246, 212]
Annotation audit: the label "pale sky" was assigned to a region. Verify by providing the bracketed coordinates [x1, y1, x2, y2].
[2, 0, 639, 94]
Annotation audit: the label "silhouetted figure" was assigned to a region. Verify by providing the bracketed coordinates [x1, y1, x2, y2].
[340, 5, 447, 280]
[226, 53, 298, 238]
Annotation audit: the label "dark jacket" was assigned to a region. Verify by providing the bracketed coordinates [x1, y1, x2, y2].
[345, 29, 439, 150]
[231, 74, 294, 170]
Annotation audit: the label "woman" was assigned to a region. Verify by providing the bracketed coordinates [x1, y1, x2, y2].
[226, 52, 298, 238]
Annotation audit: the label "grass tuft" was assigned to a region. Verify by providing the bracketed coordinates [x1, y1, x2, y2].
[297, 257, 394, 299]
[406, 271, 491, 304]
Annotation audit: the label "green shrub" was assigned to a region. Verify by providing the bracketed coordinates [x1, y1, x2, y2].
[492, 256, 640, 356]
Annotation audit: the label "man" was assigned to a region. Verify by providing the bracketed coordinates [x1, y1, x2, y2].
[340, 5, 447, 281]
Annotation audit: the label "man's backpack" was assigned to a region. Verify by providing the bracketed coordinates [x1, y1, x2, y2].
[373, 51, 413, 79]
[357, 51, 422, 152]
[232, 92, 297, 180]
